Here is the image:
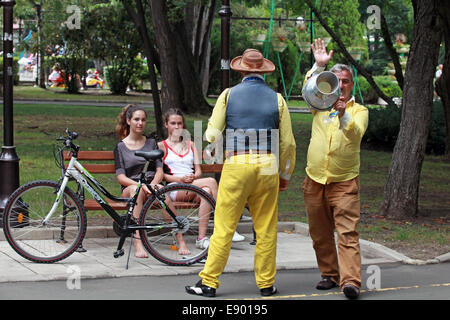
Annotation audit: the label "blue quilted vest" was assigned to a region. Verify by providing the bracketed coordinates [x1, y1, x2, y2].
[225, 77, 279, 152]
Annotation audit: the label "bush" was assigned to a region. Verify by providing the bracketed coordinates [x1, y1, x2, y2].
[426, 101, 446, 155]
[363, 104, 401, 149]
[129, 57, 149, 91]
[363, 101, 446, 155]
[357, 76, 377, 103]
[358, 75, 402, 104]
[104, 57, 140, 95]
[104, 65, 128, 95]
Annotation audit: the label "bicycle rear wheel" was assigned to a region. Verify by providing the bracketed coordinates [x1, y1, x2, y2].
[2, 180, 87, 263]
[139, 183, 215, 266]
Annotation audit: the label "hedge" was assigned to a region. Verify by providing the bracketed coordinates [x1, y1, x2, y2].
[363, 100, 446, 155]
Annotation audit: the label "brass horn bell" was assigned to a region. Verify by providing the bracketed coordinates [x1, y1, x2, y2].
[302, 71, 341, 111]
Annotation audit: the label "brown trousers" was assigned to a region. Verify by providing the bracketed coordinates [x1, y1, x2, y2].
[302, 175, 361, 288]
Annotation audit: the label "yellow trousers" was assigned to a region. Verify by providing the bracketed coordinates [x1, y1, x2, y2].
[199, 154, 279, 289]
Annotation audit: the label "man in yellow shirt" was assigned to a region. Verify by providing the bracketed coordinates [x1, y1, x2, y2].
[303, 39, 368, 299]
[186, 48, 296, 297]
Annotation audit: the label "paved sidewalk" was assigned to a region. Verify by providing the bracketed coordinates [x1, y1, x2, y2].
[0, 222, 414, 283]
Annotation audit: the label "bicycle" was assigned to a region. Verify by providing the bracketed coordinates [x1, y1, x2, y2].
[2, 129, 215, 267]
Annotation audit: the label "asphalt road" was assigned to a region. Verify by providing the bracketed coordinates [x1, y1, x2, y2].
[1, 262, 448, 301]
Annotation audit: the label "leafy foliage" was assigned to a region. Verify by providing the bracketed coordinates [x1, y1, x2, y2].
[84, 3, 143, 94]
[363, 101, 446, 155]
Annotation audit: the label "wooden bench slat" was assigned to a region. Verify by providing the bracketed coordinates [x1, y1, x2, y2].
[200, 164, 223, 173]
[83, 199, 128, 211]
[64, 151, 114, 161]
[83, 199, 200, 211]
[81, 164, 116, 173]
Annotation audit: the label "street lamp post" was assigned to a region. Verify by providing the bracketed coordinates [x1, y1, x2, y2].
[0, 0, 20, 225]
[219, 0, 232, 91]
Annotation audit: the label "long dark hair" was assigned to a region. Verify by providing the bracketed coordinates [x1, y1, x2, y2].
[163, 108, 186, 128]
[115, 104, 148, 140]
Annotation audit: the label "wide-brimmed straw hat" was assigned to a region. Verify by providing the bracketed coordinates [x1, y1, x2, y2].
[230, 49, 275, 74]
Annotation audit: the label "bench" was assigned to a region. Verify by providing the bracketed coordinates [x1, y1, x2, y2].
[63, 150, 223, 212]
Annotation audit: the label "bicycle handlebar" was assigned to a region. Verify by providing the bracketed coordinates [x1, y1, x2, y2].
[57, 128, 79, 152]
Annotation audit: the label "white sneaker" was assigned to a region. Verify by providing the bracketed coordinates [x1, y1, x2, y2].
[196, 237, 209, 249]
[232, 231, 245, 242]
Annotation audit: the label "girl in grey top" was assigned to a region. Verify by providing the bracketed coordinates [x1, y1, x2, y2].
[114, 104, 190, 257]
[114, 138, 162, 184]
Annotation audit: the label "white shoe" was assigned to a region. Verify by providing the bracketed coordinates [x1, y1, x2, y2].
[232, 231, 245, 242]
[196, 237, 209, 249]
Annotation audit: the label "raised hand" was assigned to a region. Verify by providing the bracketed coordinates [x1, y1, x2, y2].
[311, 38, 333, 67]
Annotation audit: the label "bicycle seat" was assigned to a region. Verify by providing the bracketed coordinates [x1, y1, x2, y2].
[135, 149, 164, 161]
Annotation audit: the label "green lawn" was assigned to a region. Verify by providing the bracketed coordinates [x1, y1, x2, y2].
[13, 86, 151, 103]
[17, 85, 309, 108]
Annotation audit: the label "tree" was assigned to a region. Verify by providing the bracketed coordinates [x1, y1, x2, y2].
[185, 0, 217, 95]
[435, 6, 450, 159]
[86, 3, 142, 95]
[123, 0, 213, 138]
[380, 0, 446, 218]
[149, 0, 211, 117]
[121, 0, 164, 139]
[359, 0, 413, 88]
[16, 0, 94, 92]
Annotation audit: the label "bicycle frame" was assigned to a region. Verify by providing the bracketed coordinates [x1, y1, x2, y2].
[43, 156, 125, 225]
[45, 151, 183, 235]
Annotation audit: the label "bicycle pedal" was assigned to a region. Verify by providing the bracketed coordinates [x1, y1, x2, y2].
[113, 249, 124, 258]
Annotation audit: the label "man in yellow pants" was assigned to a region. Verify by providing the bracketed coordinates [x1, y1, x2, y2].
[185, 49, 296, 297]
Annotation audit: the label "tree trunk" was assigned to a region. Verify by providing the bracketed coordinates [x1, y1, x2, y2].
[380, 0, 444, 218]
[122, 0, 165, 139]
[150, 0, 212, 117]
[197, 1, 216, 96]
[186, 1, 216, 98]
[173, 21, 211, 115]
[435, 4, 450, 159]
[149, 0, 185, 118]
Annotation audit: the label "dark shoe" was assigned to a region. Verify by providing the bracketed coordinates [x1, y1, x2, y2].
[343, 284, 360, 299]
[185, 280, 216, 297]
[260, 286, 277, 297]
[316, 277, 338, 290]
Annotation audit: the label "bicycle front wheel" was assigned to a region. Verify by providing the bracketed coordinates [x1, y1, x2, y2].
[139, 183, 215, 266]
[2, 180, 87, 263]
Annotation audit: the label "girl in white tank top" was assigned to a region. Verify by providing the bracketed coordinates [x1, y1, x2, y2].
[162, 139, 195, 178]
